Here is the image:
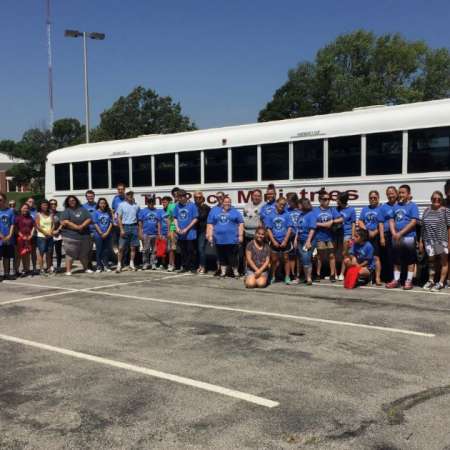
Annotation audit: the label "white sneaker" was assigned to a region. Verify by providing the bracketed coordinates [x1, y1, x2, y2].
[431, 282, 444, 292]
[167, 265, 174, 272]
[85, 269, 94, 274]
[105, 268, 112, 273]
[151, 264, 157, 270]
[95, 269, 102, 274]
[338, 274, 345, 281]
[423, 281, 433, 290]
[65, 271, 72, 276]
[129, 265, 137, 272]
[116, 265, 122, 273]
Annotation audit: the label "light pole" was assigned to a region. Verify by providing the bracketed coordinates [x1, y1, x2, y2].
[64, 29, 105, 143]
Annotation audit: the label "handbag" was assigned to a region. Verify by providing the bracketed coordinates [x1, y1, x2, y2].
[344, 265, 361, 289]
[156, 237, 167, 258]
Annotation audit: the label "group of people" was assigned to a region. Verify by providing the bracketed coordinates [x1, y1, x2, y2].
[1, 180, 450, 292]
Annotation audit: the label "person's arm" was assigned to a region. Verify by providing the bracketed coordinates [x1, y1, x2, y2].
[79, 218, 92, 230]
[94, 223, 103, 236]
[397, 219, 417, 238]
[357, 219, 366, 230]
[305, 228, 315, 250]
[138, 220, 144, 241]
[35, 214, 45, 236]
[281, 227, 292, 247]
[316, 219, 333, 229]
[157, 219, 161, 238]
[267, 228, 278, 247]
[389, 218, 398, 238]
[334, 216, 344, 224]
[183, 218, 198, 234]
[118, 213, 125, 237]
[5, 223, 14, 242]
[103, 222, 113, 238]
[245, 248, 259, 272]
[238, 222, 244, 244]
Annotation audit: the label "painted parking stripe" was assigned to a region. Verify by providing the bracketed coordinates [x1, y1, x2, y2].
[4, 280, 78, 291]
[0, 291, 71, 306]
[0, 333, 279, 408]
[92, 290, 435, 338]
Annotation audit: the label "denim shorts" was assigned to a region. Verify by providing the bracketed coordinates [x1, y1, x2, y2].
[298, 241, 314, 267]
[119, 224, 139, 248]
[37, 236, 54, 254]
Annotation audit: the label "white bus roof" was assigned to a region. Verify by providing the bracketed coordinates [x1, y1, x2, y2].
[47, 98, 450, 164]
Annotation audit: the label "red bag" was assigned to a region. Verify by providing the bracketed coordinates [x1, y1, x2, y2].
[156, 238, 167, 258]
[17, 236, 31, 256]
[344, 265, 361, 289]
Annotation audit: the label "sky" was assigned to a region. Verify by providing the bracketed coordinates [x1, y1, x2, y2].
[1, 0, 450, 141]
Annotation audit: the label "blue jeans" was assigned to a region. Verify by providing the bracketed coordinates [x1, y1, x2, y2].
[197, 231, 207, 268]
[298, 240, 313, 268]
[94, 235, 112, 269]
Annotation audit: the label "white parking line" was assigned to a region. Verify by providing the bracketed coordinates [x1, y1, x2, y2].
[92, 290, 435, 338]
[0, 291, 71, 306]
[4, 280, 78, 291]
[0, 333, 279, 408]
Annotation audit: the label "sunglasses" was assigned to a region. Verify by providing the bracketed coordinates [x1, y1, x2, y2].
[432, 197, 442, 202]
[369, 196, 378, 200]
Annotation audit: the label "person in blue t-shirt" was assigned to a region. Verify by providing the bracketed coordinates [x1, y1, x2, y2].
[207, 196, 244, 277]
[93, 198, 113, 272]
[333, 192, 356, 281]
[111, 182, 127, 259]
[260, 184, 277, 227]
[173, 189, 199, 272]
[266, 197, 293, 284]
[83, 190, 97, 269]
[312, 191, 340, 282]
[386, 184, 420, 290]
[285, 193, 302, 284]
[343, 229, 375, 286]
[378, 186, 398, 282]
[295, 198, 316, 285]
[0, 193, 15, 280]
[358, 190, 383, 285]
[138, 195, 160, 270]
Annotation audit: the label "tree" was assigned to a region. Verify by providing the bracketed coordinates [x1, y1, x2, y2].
[258, 30, 450, 121]
[92, 86, 196, 141]
[52, 118, 85, 149]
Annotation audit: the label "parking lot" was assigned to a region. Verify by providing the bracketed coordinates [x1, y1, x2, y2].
[1, 270, 450, 449]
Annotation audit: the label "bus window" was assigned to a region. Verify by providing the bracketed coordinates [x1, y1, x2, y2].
[204, 149, 228, 183]
[293, 140, 323, 179]
[329, 136, 361, 177]
[262, 142, 289, 180]
[179, 151, 201, 185]
[111, 157, 130, 187]
[55, 163, 70, 191]
[232, 146, 257, 182]
[408, 127, 450, 173]
[366, 132, 402, 175]
[132, 156, 152, 187]
[73, 161, 89, 190]
[91, 160, 109, 189]
[155, 153, 175, 186]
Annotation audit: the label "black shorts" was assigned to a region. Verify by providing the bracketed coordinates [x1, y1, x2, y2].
[392, 237, 417, 266]
[369, 235, 380, 257]
[0, 244, 14, 259]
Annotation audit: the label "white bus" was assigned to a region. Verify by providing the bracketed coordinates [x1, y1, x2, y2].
[45, 98, 450, 209]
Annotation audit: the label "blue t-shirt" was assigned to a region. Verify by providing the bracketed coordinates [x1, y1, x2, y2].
[93, 210, 112, 237]
[260, 201, 276, 226]
[298, 210, 316, 243]
[173, 201, 198, 240]
[312, 207, 339, 242]
[207, 207, 244, 245]
[0, 207, 15, 246]
[83, 201, 97, 232]
[158, 208, 170, 237]
[266, 210, 293, 243]
[379, 202, 396, 233]
[138, 207, 159, 236]
[359, 205, 382, 232]
[350, 241, 375, 270]
[112, 195, 125, 211]
[337, 206, 356, 238]
[390, 201, 420, 238]
[286, 207, 302, 236]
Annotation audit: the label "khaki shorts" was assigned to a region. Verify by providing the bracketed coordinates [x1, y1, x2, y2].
[316, 240, 334, 251]
[167, 232, 178, 251]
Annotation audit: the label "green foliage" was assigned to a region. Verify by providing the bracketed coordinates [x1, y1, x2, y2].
[91, 86, 196, 141]
[258, 30, 450, 121]
[6, 192, 43, 208]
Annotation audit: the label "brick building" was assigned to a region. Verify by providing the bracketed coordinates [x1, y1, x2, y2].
[0, 152, 26, 193]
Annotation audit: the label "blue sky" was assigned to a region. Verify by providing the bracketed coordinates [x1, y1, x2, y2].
[1, 0, 450, 140]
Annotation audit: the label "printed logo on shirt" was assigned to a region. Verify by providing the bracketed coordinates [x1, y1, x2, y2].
[146, 212, 157, 222]
[99, 215, 109, 226]
[273, 217, 284, 230]
[219, 213, 230, 224]
[365, 212, 378, 224]
[290, 212, 301, 226]
[264, 206, 274, 215]
[1, 215, 9, 225]
[395, 209, 406, 222]
[317, 213, 330, 223]
[179, 209, 188, 220]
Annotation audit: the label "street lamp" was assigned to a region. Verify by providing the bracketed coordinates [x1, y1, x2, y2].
[64, 29, 106, 143]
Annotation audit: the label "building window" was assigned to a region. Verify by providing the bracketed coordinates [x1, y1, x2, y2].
[132, 156, 151, 187]
[408, 127, 450, 173]
[366, 132, 402, 175]
[179, 151, 201, 185]
[155, 153, 175, 186]
[55, 163, 70, 191]
[91, 160, 109, 189]
[111, 157, 130, 187]
[262, 142, 289, 180]
[293, 140, 323, 179]
[204, 149, 228, 183]
[232, 146, 257, 182]
[329, 136, 361, 177]
[72, 161, 89, 190]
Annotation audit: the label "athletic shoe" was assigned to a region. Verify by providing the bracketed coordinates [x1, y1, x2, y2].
[291, 278, 300, 285]
[151, 264, 157, 270]
[85, 269, 94, 274]
[330, 275, 336, 283]
[220, 267, 227, 277]
[403, 280, 413, 290]
[65, 271, 72, 276]
[431, 282, 444, 292]
[233, 268, 240, 278]
[129, 265, 137, 272]
[105, 268, 112, 273]
[198, 268, 206, 275]
[167, 265, 174, 272]
[285, 276, 292, 285]
[337, 273, 345, 281]
[157, 265, 165, 270]
[386, 280, 400, 289]
[116, 266, 122, 274]
[423, 281, 434, 290]
[306, 279, 313, 286]
[95, 269, 103, 274]
[142, 264, 149, 271]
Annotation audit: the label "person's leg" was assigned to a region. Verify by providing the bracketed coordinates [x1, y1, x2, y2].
[65, 255, 73, 274]
[197, 232, 206, 272]
[31, 238, 37, 273]
[439, 253, 448, 286]
[300, 246, 313, 284]
[317, 248, 327, 281]
[101, 237, 112, 270]
[374, 256, 382, 285]
[55, 240, 63, 271]
[270, 252, 279, 281]
[94, 236, 104, 270]
[386, 238, 402, 287]
[245, 274, 257, 288]
[23, 253, 30, 274]
[150, 236, 158, 268]
[142, 235, 151, 268]
[283, 252, 291, 284]
[329, 247, 336, 280]
[256, 274, 268, 288]
[216, 245, 227, 276]
[188, 239, 197, 271]
[3, 251, 11, 277]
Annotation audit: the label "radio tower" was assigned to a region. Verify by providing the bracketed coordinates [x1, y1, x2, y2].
[46, 0, 54, 129]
